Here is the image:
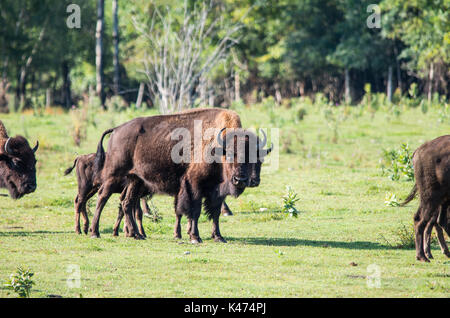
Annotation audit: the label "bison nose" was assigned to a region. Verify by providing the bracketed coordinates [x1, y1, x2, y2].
[249, 178, 260, 187]
[232, 176, 248, 188]
[25, 183, 36, 194]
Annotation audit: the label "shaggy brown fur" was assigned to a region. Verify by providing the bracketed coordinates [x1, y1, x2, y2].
[0, 120, 38, 199]
[64, 153, 150, 237]
[90, 108, 272, 242]
[401, 135, 450, 262]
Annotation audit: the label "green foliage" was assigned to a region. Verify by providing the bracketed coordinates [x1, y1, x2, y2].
[281, 186, 300, 218]
[381, 143, 415, 181]
[4, 267, 35, 298]
[384, 192, 400, 207]
[380, 223, 415, 249]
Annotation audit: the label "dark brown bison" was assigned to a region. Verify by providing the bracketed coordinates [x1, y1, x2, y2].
[64, 153, 150, 237]
[401, 135, 450, 262]
[90, 108, 272, 242]
[0, 121, 38, 199]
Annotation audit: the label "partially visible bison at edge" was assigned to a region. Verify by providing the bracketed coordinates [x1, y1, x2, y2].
[0, 120, 38, 199]
[401, 135, 450, 262]
[89, 108, 272, 242]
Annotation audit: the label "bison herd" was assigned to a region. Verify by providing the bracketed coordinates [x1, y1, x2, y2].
[0, 107, 449, 262]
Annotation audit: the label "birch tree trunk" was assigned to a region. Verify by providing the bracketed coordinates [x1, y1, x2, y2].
[344, 68, 351, 104]
[112, 0, 120, 96]
[387, 66, 393, 103]
[96, 0, 105, 107]
[427, 62, 434, 105]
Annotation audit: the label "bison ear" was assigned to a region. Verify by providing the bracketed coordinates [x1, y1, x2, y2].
[32, 141, 39, 153]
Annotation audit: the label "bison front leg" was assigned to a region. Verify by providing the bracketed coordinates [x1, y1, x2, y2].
[112, 204, 124, 236]
[90, 181, 114, 238]
[176, 179, 203, 244]
[206, 197, 227, 243]
[121, 182, 144, 240]
[221, 201, 233, 216]
[135, 200, 146, 238]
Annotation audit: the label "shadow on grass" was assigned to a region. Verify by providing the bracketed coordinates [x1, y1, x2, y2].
[0, 230, 71, 237]
[227, 236, 398, 250]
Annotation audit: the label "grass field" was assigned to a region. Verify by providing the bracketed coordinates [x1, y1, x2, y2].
[0, 100, 449, 297]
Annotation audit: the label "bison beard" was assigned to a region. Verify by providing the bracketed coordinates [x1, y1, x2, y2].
[0, 121, 38, 199]
[400, 135, 450, 262]
[89, 109, 272, 242]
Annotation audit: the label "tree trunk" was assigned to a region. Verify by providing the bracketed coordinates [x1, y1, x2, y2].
[96, 0, 105, 108]
[344, 68, 351, 104]
[136, 83, 144, 108]
[428, 62, 434, 104]
[234, 72, 240, 101]
[62, 61, 72, 108]
[112, 0, 120, 96]
[387, 66, 393, 103]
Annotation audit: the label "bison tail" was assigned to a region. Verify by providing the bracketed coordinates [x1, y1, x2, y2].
[400, 184, 417, 207]
[64, 157, 79, 176]
[94, 128, 114, 175]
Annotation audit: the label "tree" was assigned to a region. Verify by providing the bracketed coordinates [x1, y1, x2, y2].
[96, 0, 106, 107]
[133, 0, 244, 113]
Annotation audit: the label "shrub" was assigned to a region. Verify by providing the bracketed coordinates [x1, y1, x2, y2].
[381, 143, 414, 181]
[4, 267, 35, 298]
[281, 186, 300, 218]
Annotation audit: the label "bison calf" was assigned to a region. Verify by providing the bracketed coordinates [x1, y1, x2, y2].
[64, 153, 150, 237]
[401, 135, 450, 262]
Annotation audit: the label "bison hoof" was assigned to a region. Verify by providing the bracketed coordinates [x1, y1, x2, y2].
[83, 228, 89, 235]
[416, 255, 430, 262]
[190, 238, 203, 244]
[134, 235, 145, 240]
[75, 228, 82, 235]
[90, 233, 100, 239]
[214, 236, 227, 243]
[443, 251, 450, 258]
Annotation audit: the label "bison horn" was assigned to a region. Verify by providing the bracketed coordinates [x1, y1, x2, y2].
[4, 137, 12, 154]
[32, 140, 39, 153]
[257, 129, 267, 149]
[217, 127, 226, 148]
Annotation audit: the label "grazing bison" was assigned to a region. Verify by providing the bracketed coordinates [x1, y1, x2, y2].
[401, 135, 450, 262]
[90, 108, 272, 242]
[0, 121, 38, 199]
[64, 153, 150, 237]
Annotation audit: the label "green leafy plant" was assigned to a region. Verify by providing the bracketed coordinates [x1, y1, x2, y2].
[384, 192, 400, 207]
[4, 267, 35, 298]
[281, 186, 300, 218]
[381, 143, 414, 181]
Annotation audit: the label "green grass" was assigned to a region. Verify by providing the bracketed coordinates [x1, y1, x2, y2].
[1, 102, 449, 297]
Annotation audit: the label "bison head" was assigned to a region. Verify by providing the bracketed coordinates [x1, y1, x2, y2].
[0, 121, 38, 199]
[216, 128, 272, 197]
